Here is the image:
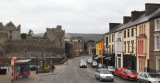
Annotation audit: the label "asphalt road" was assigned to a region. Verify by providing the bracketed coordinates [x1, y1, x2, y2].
[33, 55, 137, 83]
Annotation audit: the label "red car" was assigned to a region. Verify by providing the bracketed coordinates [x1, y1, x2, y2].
[119, 69, 138, 80]
[114, 68, 127, 76]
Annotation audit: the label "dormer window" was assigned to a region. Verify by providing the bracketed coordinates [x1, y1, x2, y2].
[155, 18, 160, 31]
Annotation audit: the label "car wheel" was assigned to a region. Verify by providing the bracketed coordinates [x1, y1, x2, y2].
[99, 78, 103, 81]
[148, 81, 151, 83]
[120, 75, 122, 79]
[111, 79, 114, 82]
[95, 75, 98, 79]
[127, 77, 130, 81]
[137, 80, 141, 83]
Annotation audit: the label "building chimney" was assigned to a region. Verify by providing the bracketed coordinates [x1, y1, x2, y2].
[145, 3, 160, 16]
[109, 23, 121, 32]
[123, 16, 131, 24]
[131, 11, 145, 21]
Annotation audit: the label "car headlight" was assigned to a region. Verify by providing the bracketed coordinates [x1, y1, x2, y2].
[131, 76, 135, 78]
[111, 76, 114, 78]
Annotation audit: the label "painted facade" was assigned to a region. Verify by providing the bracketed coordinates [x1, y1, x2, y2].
[115, 31, 123, 68]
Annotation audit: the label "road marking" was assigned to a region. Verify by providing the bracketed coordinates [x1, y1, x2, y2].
[57, 69, 64, 76]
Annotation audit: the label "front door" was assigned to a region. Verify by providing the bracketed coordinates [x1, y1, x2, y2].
[117, 57, 121, 68]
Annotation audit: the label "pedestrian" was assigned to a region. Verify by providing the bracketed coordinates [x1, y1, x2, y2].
[51, 65, 55, 73]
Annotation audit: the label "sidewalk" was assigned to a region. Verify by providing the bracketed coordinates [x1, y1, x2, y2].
[0, 68, 63, 83]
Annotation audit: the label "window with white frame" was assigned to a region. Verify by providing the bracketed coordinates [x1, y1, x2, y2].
[154, 34, 160, 51]
[155, 18, 160, 31]
[156, 57, 160, 72]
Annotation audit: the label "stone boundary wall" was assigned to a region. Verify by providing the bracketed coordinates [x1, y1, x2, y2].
[5, 40, 65, 57]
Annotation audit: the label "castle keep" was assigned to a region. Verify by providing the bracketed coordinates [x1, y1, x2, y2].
[0, 22, 65, 60]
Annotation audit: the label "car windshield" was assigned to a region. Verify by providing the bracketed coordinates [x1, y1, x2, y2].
[127, 70, 137, 74]
[108, 66, 114, 69]
[93, 62, 97, 64]
[100, 70, 111, 74]
[81, 61, 86, 63]
[149, 74, 160, 78]
[99, 64, 102, 66]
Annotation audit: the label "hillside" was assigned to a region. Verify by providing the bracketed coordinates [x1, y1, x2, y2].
[66, 33, 104, 41]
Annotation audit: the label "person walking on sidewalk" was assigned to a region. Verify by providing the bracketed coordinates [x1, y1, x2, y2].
[51, 65, 55, 73]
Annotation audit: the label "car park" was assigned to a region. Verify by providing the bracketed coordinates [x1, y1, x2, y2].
[114, 68, 127, 76]
[137, 72, 160, 83]
[119, 69, 138, 80]
[95, 68, 114, 81]
[91, 61, 98, 68]
[106, 66, 115, 74]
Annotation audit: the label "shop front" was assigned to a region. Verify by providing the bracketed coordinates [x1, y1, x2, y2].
[123, 54, 136, 70]
[103, 53, 115, 67]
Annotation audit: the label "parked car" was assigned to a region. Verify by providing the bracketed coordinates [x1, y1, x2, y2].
[91, 61, 98, 68]
[97, 63, 104, 68]
[30, 65, 36, 71]
[87, 59, 92, 64]
[119, 69, 138, 80]
[95, 68, 114, 81]
[79, 60, 87, 68]
[137, 72, 160, 83]
[106, 66, 115, 74]
[114, 68, 127, 76]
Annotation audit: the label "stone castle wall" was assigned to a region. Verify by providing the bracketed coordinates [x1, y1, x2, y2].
[6, 40, 65, 57]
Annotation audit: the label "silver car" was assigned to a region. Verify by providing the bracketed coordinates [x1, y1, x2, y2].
[137, 72, 160, 83]
[106, 66, 115, 74]
[95, 68, 114, 81]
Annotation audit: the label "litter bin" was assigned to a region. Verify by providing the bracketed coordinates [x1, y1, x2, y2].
[0, 69, 7, 75]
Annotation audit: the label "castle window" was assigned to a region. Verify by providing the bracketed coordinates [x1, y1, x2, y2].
[10, 31, 12, 34]
[10, 36, 12, 39]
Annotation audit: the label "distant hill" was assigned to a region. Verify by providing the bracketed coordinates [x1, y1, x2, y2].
[66, 33, 104, 42]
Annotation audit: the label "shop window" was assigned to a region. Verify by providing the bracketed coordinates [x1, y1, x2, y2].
[139, 60, 145, 72]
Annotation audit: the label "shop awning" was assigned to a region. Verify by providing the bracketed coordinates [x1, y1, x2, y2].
[15, 59, 31, 64]
[95, 56, 101, 59]
[104, 57, 111, 60]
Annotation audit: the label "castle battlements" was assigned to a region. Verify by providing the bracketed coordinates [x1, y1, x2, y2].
[0, 21, 21, 31]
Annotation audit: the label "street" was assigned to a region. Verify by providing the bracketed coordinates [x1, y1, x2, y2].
[34, 56, 137, 83]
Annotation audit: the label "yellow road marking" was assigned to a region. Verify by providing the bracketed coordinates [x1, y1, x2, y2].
[58, 69, 64, 75]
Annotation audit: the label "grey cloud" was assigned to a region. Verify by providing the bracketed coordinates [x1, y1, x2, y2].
[0, 0, 159, 34]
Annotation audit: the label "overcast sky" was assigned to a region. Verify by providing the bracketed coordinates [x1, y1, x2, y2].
[0, 0, 159, 34]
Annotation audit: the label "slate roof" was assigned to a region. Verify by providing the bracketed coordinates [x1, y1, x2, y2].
[107, 8, 160, 34]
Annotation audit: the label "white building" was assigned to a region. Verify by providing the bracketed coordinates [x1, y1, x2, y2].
[115, 31, 123, 68]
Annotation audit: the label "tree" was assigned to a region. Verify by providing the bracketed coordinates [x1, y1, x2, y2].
[28, 29, 33, 36]
[20, 33, 27, 39]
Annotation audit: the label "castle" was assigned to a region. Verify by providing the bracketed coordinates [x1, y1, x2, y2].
[0, 21, 65, 60]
